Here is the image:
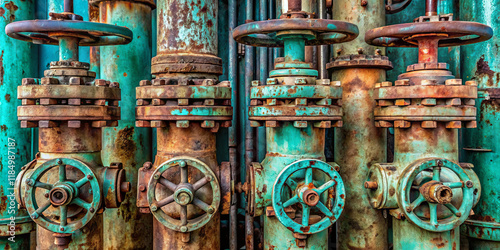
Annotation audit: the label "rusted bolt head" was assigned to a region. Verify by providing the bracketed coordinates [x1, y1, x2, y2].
[143, 162, 153, 170]
[139, 184, 146, 192]
[150, 205, 158, 212]
[120, 182, 131, 193]
[361, 0, 368, 6]
[375, 49, 382, 55]
[57, 159, 63, 165]
[465, 180, 473, 188]
[154, 174, 161, 180]
[206, 175, 213, 182]
[25, 179, 33, 186]
[364, 181, 378, 189]
[89, 207, 95, 213]
[436, 160, 443, 167]
[44, 192, 49, 198]
[357, 47, 364, 54]
[31, 213, 38, 219]
[179, 160, 187, 168]
[406, 206, 412, 213]
[60, 227, 64, 231]
[207, 206, 215, 214]
[433, 185, 453, 204]
[303, 189, 320, 206]
[180, 226, 188, 232]
[87, 174, 93, 180]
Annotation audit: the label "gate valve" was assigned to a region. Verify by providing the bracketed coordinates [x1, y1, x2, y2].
[398, 158, 475, 232]
[272, 159, 345, 234]
[22, 158, 101, 234]
[147, 157, 220, 233]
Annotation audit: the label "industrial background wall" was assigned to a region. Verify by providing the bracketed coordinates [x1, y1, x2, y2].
[0, 0, 497, 249]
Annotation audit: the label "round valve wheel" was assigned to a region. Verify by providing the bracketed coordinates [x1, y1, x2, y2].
[23, 158, 101, 234]
[147, 157, 220, 232]
[365, 21, 492, 47]
[5, 20, 132, 46]
[272, 159, 345, 234]
[398, 158, 474, 232]
[233, 19, 359, 47]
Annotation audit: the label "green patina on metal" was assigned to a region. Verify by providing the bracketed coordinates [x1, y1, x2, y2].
[0, 0, 36, 247]
[460, 0, 500, 248]
[91, 0, 156, 248]
[250, 85, 342, 99]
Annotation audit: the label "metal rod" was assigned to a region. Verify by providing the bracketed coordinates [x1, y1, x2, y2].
[64, 0, 73, 13]
[288, 0, 301, 12]
[425, 0, 437, 16]
[58, 37, 79, 61]
[318, 0, 328, 79]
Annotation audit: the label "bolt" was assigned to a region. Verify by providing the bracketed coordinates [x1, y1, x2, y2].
[357, 48, 364, 54]
[31, 213, 38, 219]
[361, 0, 368, 6]
[406, 206, 412, 213]
[60, 227, 64, 231]
[57, 159, 63, 164]
[89, 207, 95, 213]
[364, 181, 378, 189]
[207, 206, 215, 214]
[180, 226, 188, 232]
[206, 175, 213, 182]
[44, 192, 49, 198]
[139, 184, 146, 192]
[143, 162, 153, 170]
[465, 180, 473, 188]
[25, 179, 33, 186]
[151, 205, 158, 212]
[87, 174, 93, 180]
[437, 160, 443, 167]
[375, 49, 382, 56]
[154, 174, 161, 180]
[179, 160, 187, 168]
[120, 182, 131, 193]
[456, 212, 462, 217]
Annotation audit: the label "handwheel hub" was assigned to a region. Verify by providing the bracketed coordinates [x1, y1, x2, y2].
[419, 180, 453, 204]
[174, 185, 194, 206]
[49, 184, 74, 206]
[300, 188, 320, 207]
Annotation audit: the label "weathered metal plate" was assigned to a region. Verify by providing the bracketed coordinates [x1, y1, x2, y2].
[18, 106, 120, 121]
[249, 106, 342, 120]
[376, 85, 477, 99]
[136, 85, 231, 99]
[18, 85, 120, 100]
[250, 85, 342, 99]
[374, 106, 476, 121]
[136, 106, 233, 120]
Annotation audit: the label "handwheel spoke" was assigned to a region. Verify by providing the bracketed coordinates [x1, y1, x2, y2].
[72, 198, 91, 210]
[193, 198, 210, 212]
[443, 181, 464, 189]
[74, 177, 89, 188]
[315, 180, 335, 194]
[316, 201, 333, 217]
[302, 204, 310, 226]
[181, 167, 188, 183]
[60, 206, 68, 227]
[35, 200, 52, 215]
[34, 181, 53, 190]
[429, 203, 438, 225]
[157, 195, 174, 208]
[444, 203, 461, 217]
[180, 205, 188, 226]
[305, 167, 313, 185]
[192, 177, 209, 191]
[411, 194, 426, 208]
[286, 178, 298, 189]
[159, 177, 177, 192]
[283, 195, 300, 208]
[59, 164, 66, 182]
[432, 167, 441, 181]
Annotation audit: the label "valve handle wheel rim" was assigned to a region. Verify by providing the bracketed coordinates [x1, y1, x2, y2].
[232, 19, 359, 47]
[365, 21, 492, 48]
[24, 158, 101, 234]
[5, 20, 133, 46]
[272, 159, 345, 234]
[399, 158, 474, 232]
[147, 156, 220, 232]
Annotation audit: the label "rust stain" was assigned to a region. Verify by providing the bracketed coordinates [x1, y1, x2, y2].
[0, 125, 6, 131]
[123, 72, 127, 77]
[0, 50, 4, 85]
[474, 55, 497, 87]
[4, 94, 10, 102]
[0, 7, 5, 17]
[430, 237, 446, 248]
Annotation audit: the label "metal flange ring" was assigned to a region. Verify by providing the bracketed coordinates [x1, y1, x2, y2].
[233, 19, 359, 47]
[147, 157, 220, 232]
[272, 159, 345, 234]
[5, 20, 132, 46]
[24, 158, 101, 234]
[365, 21, 492, 47]
[398, 158, 474, 232]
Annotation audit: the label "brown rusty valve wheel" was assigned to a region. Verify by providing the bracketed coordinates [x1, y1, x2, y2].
[147, 157, 220, 232]
[232, 19, 359, 47]
[365, 21, 492, 48]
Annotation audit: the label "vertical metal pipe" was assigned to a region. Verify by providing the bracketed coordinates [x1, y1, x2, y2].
[89, 2, 100, 79]
[96, 0, 155, 249]
[317, 0, 327, 79]
[244, 0, 255, 247]
[425, 0, 437, 16]
[228, 0, 239, 246]
[58, 37, 79, 61]
[0, 0, 36, 248]
[257, 0, 268, 163]
[64, 0, 74, 12]
[329, 1, 388, 249]
[460, 0, 500, 248]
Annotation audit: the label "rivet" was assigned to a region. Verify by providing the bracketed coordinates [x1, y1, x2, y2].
[154, 174, 161, 180]
[207, 206, 215, 214]
[57, 159, 63, 164]
[179, 161, 187, 168]
[60, 227, 64, 231]
[180, 226, 188, 232]
[89, 207, 95, 213]
[87, 174, 93, 180]
[151, 205, 158, 212]
[465, 180, 473, 188]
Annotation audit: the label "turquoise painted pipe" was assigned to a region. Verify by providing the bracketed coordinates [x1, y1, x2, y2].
[94, 0, 155, 248]
[0, 0, 36, 248]
[460, 0, 500, 248]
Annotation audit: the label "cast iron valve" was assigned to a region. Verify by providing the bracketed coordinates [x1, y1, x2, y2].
[398, 158, 475, 232]
[16, 158, 130, 234]
[144, 157, 220, 233]
[272, 159, 345, 234]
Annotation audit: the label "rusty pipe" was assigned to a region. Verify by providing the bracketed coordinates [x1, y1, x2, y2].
[425, 0, 438, 16]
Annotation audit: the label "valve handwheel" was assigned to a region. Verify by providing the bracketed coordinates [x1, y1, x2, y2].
[24, 158, 101, 234]
[232, 19, 359, 47]
[147, 157, 220, 232]
[272, 159, 345, 234]
[399, 158, 474, 232]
